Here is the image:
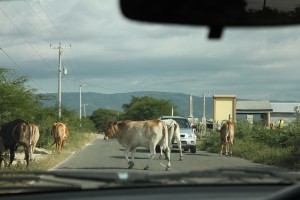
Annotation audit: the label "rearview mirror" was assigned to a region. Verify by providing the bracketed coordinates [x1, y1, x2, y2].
[120, 0, 300, 39]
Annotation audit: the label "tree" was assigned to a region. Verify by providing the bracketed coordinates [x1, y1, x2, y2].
[90, 108, 120, 133]
[122, 96, 178, 120]
[0, 68, 47, 121]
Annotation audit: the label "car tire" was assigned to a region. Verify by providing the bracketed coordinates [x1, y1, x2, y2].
[190, 146, 196, 153]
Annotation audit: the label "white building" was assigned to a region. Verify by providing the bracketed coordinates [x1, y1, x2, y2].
[270, 102, 300, 125]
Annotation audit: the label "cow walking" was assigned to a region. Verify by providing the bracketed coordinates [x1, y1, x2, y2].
[159, 119, 183, 161]
[28, 124, 40, 160]
[105, 120, 171, 171]
[51, 122, 69, 153]
[219, 121, 235, 156]
[0, 119, 31, 169]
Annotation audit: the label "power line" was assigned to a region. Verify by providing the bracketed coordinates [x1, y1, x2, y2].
[24, 0, 60, 42]
[0, 5, 56, 74]
[0, 48, 46, 92]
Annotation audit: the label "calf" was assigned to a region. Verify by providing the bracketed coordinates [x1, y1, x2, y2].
[105, 120, 171, 171]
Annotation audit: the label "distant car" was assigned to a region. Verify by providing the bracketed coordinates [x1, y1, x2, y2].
[158, 116, 197, 153]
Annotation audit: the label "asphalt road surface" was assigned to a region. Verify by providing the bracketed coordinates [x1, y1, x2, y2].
[50, 135, 284, 175]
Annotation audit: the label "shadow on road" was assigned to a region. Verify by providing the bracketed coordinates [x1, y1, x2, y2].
[111, 156, 148, 160]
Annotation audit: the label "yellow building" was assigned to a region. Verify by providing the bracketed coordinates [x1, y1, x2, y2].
[213, 95, 236, 125]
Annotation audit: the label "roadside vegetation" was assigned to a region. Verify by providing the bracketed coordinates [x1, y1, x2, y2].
[200, 112, 300, 170]
[0, 67, 97, 171]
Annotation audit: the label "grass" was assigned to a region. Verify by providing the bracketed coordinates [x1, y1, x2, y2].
[198, 132, 300, 171]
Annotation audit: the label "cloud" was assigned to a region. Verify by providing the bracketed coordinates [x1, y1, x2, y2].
[1, 0, 300, 101]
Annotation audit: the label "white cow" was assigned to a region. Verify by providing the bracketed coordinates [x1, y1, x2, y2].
[160, 119, 183, 161]
[105, 120, 171, 171]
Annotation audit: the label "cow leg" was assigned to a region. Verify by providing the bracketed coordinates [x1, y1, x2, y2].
[144, 144, 156, 170]
[29, 145, 33, 161]
[8, 146, 15, 167]
[124, 146, 134, 169]
[225, 142, 229, 156]
[130, 148, 136, 168]
[23, 146, 30, 170]
[174, 135, 183, 161]
[229, 139, 233, 156]
[219, 143, 224, 156]
[164, 146, 171, 171]
[61, 140, 65, 152]
[159, 146, 163, 159]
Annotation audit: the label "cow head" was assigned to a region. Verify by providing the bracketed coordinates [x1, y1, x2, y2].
[104, 121, 118, 140]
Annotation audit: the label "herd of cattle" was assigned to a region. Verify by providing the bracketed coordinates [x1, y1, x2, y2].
[0, 119, 69, 169]
[0, 117, 234, 171]
[105, 119, 235, 171]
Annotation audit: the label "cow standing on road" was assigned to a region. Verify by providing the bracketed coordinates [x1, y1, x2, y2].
[159, 119, 183, 161]
[105, 120, 171, 171]
[0, 119, 31, 169]
[219, 121, 235, 156]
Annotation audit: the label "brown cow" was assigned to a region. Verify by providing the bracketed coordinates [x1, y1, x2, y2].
[51, 122, 69, 153]
[28, 124, 40, 160]
[0, 119, 31, 168]
[219, 121, 235, 156]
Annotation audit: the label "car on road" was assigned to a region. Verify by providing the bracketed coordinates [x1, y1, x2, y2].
[158, 115, 197, 153]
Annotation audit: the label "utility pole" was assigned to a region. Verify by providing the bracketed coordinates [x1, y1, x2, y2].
[82, 104, 88, 118]
[51, 42, 71, 119]
[79, 83, 86, 127]
[201, 91, 210, 137]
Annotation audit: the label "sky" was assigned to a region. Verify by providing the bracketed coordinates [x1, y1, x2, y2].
[0, 0, 300, 101]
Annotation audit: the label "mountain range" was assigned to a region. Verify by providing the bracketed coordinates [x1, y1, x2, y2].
[42, 91, 213, 119]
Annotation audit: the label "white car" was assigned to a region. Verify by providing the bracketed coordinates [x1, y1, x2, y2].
[158, 116, 197, 153]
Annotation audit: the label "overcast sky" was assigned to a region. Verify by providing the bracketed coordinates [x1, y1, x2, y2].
[0, 0, 300, 101]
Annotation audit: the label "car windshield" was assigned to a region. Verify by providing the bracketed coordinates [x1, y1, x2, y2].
[1, 0, 300, 196]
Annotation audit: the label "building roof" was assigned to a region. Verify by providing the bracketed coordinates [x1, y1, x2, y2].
[236, 100, 272, 114]
[213, 95, 236, 98]
[271, 102, 300, 113]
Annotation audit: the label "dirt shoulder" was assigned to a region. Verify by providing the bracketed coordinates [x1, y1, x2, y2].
[1, 133, 100, 170]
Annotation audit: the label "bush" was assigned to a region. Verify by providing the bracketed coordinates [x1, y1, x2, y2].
[200, 120, 300, 170]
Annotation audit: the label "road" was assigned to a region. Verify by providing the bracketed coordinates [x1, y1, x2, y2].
[51, 135, 282, 175]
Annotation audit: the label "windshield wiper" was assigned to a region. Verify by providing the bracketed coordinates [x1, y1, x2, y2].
[0, 170, 151, 193]
[146, 168, 300, 185]
[1, 168, 299, 193]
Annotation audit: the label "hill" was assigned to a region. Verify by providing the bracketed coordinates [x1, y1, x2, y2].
[42, 91, 214, 119]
